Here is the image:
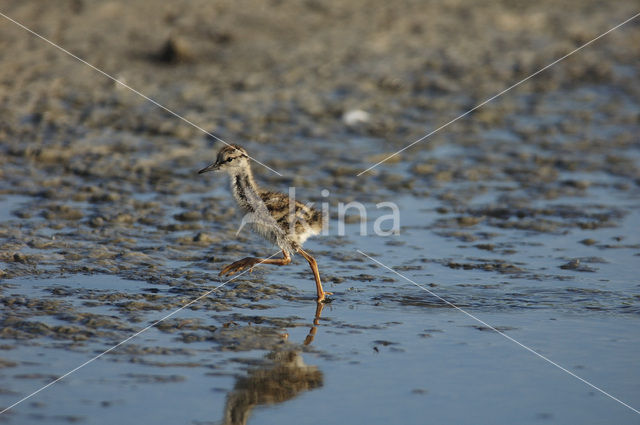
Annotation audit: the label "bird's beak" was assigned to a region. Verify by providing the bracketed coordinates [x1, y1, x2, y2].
[198, 162, 219, 174]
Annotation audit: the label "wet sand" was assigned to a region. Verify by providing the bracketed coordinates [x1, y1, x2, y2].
[1, 0, 639, 424]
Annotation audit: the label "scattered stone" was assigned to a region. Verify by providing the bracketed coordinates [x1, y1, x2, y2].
[457, 216, 483, 227]
[193, 232, 217, 244]
[12, 253, 27, 263]
[560, 259, 581, 270]
[153, 37, 194, 63]
[475, 244, 495, 251]
[175, 211, 202, 222]
[560, 259, 597, 272]
[342, 109, 370, 126]
[580, 238, 597, 246]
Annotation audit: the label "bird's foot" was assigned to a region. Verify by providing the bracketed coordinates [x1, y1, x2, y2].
[219, 257, 261, 277]
[317, 291, 333, 303]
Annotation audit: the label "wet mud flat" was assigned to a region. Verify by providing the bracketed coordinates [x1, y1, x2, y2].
[1, 0, 640, 423]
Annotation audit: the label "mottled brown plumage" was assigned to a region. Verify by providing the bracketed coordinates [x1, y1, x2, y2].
[199, 145, 331, 302]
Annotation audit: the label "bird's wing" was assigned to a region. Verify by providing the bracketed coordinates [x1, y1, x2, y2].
[259, 191, 322, 232]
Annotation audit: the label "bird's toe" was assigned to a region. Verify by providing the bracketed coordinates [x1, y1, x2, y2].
[219, 258, 259, 277]
[317, 292, 333, 303]
[219, 263, 242, 277]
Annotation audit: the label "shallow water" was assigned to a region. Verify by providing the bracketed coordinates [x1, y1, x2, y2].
[1, 184, 639, 424]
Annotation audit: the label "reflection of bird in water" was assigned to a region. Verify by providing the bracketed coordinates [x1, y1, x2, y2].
[222, 303, 326, 425]
[199, 145, 331, 302]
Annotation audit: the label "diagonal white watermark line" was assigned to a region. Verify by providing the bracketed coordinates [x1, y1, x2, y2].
[357, 249, 640, 415]
[0, 250, 282, 416]
[0, 11, 282, 177]
[357, 11, 640, 176]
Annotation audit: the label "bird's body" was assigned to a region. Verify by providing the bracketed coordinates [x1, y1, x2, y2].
[228, 167, 322, 254]
[199, 145, 330, 302]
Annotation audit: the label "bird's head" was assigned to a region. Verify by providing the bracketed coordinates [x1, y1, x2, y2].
[198, 145, 249, 174]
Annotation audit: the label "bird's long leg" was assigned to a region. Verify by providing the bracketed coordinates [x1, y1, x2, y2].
[297, 248, 331, 302]
[219, 250, 291, 277]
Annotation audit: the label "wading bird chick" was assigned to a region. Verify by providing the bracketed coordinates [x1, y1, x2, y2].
[198, 145, 331, 302]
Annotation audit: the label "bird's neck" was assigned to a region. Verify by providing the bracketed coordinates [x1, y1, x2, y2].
[229, 167, 261, 212]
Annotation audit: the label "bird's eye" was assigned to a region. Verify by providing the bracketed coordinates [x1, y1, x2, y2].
[224, 157, 233, 163]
